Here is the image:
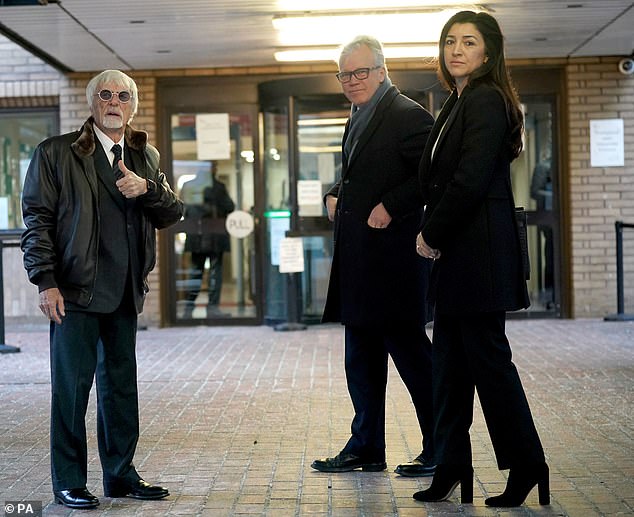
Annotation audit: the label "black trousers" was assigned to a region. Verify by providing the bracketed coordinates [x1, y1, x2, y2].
[341, 324, 434, 462]
[49, 302, 140, 491]
[186, 251, 224, 307]
[432, 311, 545, 469]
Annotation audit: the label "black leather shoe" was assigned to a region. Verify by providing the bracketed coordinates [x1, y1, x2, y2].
[54, 488, 99, 509]
[311, 452, 387, 472]
[105, 479, 169, 500]
[395, 453, 436, 477]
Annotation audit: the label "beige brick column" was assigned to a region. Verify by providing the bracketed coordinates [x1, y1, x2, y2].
[567, 57, 634, 317]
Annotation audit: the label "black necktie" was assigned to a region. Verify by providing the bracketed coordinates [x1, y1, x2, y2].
[111, 144, 123, 179]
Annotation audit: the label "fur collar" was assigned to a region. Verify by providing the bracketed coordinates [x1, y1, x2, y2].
[72, 116, 148, 157]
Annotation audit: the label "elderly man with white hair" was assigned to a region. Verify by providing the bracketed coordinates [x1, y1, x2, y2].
[21, 69, 184, 509]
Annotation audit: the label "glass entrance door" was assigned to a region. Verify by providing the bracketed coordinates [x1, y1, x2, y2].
[512, 96, 561, 316]
[168, 111, 259, 324]
[261, 93, 348, 325]
[295, 99, 348, 322]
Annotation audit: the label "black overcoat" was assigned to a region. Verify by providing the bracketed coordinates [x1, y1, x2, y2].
[322, 86, 434, 328]
[419, 84, 530, 314]
[184, 180, 235, 254]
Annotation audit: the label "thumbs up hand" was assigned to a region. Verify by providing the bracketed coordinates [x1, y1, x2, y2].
[115, 160, 148, 198]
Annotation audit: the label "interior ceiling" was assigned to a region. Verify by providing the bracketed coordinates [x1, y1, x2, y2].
[0, 0, 633, 73]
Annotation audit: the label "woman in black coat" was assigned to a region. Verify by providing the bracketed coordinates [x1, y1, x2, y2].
[413, 11, 549, 507]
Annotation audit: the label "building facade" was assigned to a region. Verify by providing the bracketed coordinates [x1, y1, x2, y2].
[1, 33, 632, 325]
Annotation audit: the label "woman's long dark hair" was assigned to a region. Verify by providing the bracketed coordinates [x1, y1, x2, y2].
[438, 11, 524, 159]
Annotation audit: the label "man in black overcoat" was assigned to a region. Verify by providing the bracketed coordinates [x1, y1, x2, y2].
[311, 35, 436, 476]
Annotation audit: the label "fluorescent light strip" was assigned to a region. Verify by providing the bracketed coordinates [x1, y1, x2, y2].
[275, 45, 438, 62]
[273, 11, 457, 46]
[298, 118, 349, 126]
[276, 1, 473, 10]
[299, 145, 343, 153]
[275, 48, 339, 62]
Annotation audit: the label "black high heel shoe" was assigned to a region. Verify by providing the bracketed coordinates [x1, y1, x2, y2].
[485, 462, 550, 507]
[413, 464, 473, 503]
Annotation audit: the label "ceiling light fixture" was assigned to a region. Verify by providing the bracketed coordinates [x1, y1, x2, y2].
[298, 118, 349, 126]
[276, 0, 473, 10]
[273, 10, 457, 47]
[275, 44, 439, 63]
[271, 4, 488, 62]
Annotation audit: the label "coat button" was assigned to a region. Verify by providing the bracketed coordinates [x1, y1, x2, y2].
[343, 179, 350, 184]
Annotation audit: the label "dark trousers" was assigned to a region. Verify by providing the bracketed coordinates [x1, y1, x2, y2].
[342, 324, 434, 462]
[432, 311, 545, 469]
[49, 303, 140, 491]
[186, 251, 223, 307]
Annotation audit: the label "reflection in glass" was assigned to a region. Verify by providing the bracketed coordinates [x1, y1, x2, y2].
[263, 109, 290, 323]
[296, 111, 346, 321]
[0, 110, 57, 229]
[180, 163, 235, 318]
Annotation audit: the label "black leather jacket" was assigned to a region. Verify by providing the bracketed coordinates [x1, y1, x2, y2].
[21, 117, 184, 307]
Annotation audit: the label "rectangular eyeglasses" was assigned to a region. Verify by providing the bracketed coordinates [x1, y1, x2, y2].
[335, 66, 381, 83]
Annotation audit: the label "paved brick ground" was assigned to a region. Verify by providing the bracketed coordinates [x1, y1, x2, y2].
[0, 319, 633, 516]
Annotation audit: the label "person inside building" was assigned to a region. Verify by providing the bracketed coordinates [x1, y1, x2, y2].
[414, 11, 549, 507]
[311, 35, 437, 477]
[21, 69, 184, 510]
[530, 155, 555, 309]
[180, 162, 235, 318]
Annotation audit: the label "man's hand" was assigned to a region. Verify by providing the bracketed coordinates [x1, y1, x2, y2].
[326, 195, 338, 222]
[39, 287, 65, 324]
[416, 232, 441, 259]
[367, 202, 392, 229]
[115, 160, 149, 198]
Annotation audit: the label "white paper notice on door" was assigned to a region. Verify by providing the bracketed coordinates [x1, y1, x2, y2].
[279, 237, 305, 273]
[196, 113, 231, 160]
[297, 180, 323, 206]
[297, 179, 324, 216]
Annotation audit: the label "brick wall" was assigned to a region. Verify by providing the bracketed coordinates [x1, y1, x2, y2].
[566, 57, 634, 317]
[0, 34, 60, 101]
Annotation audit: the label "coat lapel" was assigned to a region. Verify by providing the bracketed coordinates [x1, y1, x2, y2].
[429, 91, 462, 168]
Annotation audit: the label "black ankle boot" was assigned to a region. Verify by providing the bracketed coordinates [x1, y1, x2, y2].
[485, 462, 550, 507]
[413, 464, 473, 503]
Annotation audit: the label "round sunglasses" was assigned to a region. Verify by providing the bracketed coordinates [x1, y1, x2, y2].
[95, 89, 132, 103]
